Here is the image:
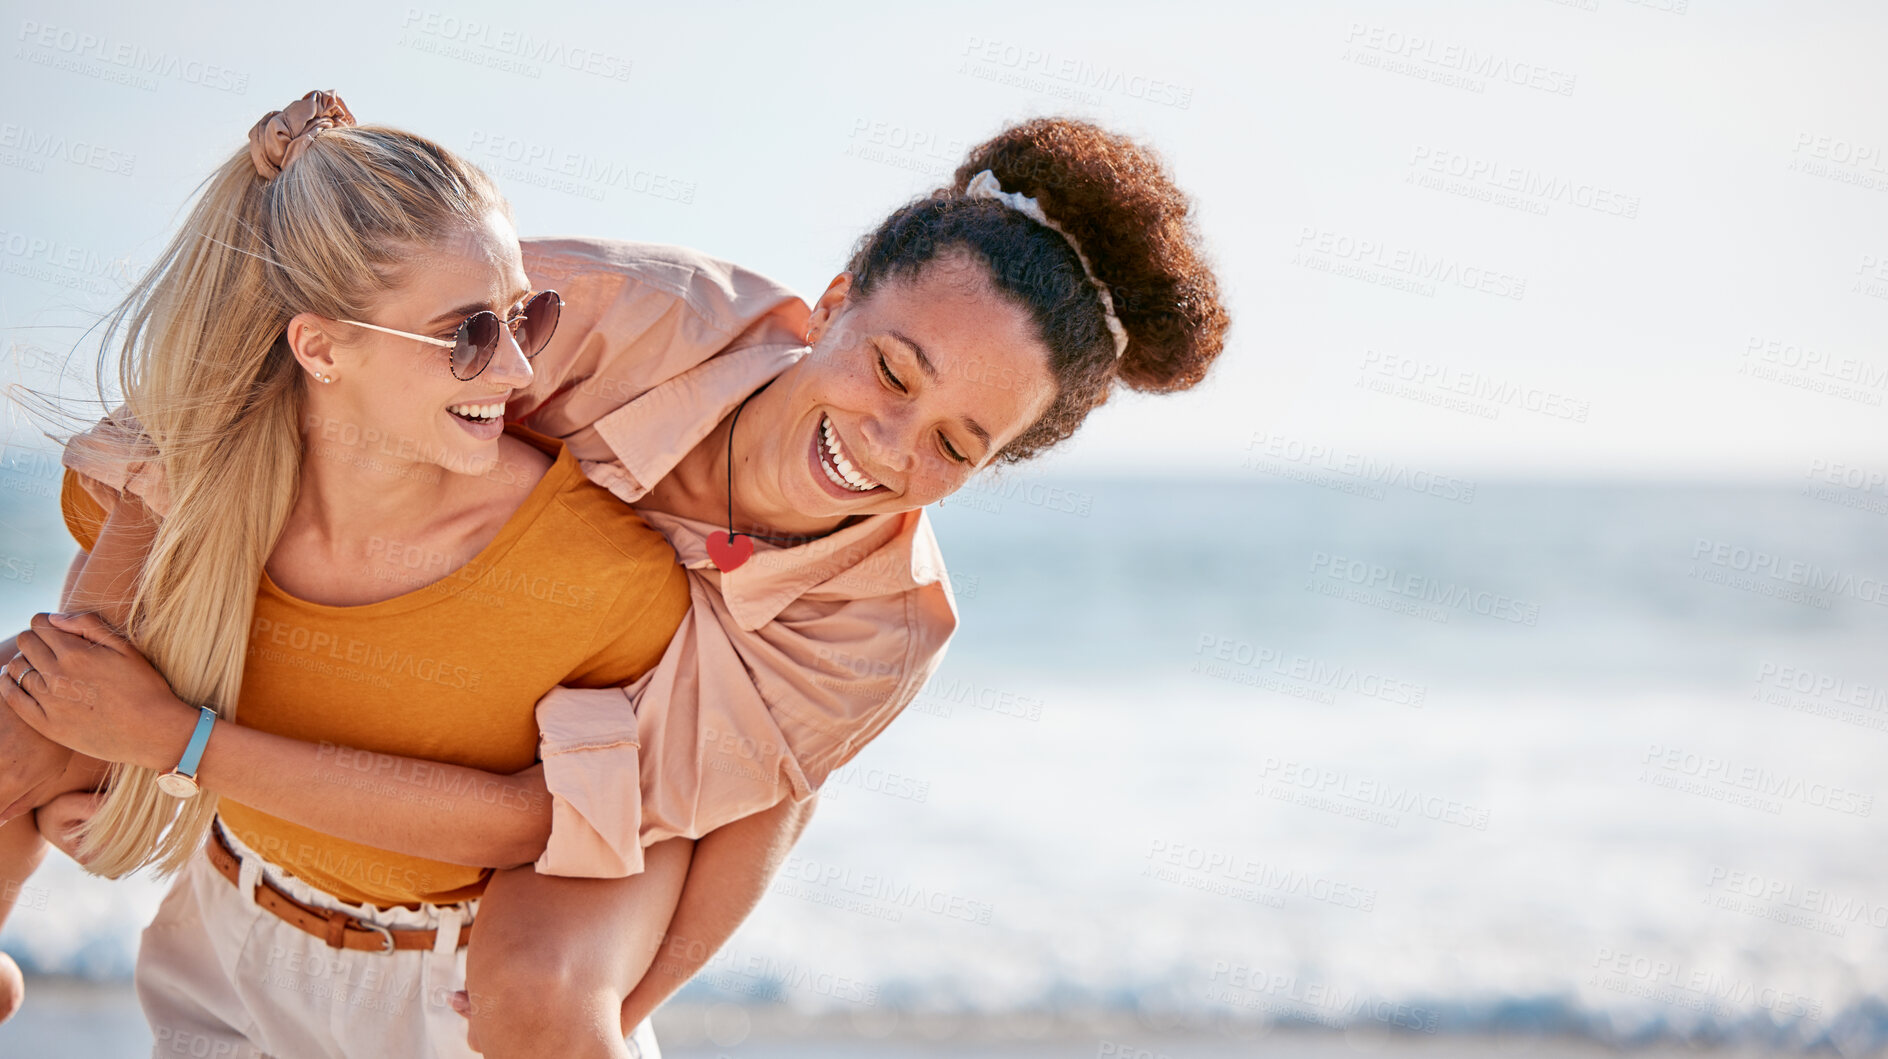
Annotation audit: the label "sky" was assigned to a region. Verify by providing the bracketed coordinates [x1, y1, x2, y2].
[2, 0, 1885, 480]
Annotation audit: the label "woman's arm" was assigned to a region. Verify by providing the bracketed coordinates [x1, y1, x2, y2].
[3, 612, 556, 869]
[0, 496, 156, 1026]
[463, 836, 697, 1059]
[194, 720, 553, 869]
[619, 791, 817, 1030]
[0, 630, 77, 825]
[0, 481, 156, 825]
[453, 793, 817, 1057]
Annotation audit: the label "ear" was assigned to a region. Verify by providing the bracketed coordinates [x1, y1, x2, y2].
[804, 273, 854, 347]
[284, 312, 340, 383]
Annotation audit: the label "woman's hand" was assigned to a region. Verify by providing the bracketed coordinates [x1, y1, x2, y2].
[0, 643, 76, 827]
[0, 612, 196, 771]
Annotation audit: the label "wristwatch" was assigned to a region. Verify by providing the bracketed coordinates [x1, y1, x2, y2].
[157, 706, 218, 798]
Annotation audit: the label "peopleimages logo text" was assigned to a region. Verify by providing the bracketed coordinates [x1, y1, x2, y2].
[1692, 539, 1888, 607]
[15, 20, 250, 92]
[1309, 551, 1540, 626]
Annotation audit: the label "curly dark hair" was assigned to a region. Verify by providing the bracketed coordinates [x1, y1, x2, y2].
[844, 117, 1231, 463]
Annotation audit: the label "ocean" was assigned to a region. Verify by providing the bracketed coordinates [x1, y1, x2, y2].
[1, 464, 1883, 1054]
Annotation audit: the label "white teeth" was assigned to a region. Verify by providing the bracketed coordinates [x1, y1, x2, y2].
[820, 415, 880, 492]
[821, 457, 854, 491]
[448, 402, 505, 420]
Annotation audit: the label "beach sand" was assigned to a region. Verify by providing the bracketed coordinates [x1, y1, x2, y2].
[0, 978, 1802, 1057]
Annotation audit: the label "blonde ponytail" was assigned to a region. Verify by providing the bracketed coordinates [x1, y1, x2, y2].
[67, 104, 505, 878]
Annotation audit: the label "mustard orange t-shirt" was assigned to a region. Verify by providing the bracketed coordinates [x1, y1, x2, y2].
[60, 423, 690, 907]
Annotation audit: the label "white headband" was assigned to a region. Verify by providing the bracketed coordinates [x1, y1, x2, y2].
[963, 169, 1129, 360]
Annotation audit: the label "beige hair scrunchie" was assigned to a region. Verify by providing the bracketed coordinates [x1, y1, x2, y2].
[247, 90, 356, 179]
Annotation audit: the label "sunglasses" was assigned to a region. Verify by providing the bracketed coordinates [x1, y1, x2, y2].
[340, 290, 563, 380]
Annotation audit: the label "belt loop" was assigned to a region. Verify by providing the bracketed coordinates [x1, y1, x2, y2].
[236, 849, 263, 903]
[324, 908, 349, 949]
[432, 906, 462, 959]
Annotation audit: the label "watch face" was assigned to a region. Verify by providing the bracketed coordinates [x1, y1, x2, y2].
[156, 771, 199, 798]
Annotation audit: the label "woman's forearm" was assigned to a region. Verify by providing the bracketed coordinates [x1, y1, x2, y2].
[188, 723, 552, 868]
[619, 792, 819, 1030]
[0, 512, 143, 823]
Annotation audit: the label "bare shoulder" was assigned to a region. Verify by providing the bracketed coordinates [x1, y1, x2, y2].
[483, 434, 555, 501]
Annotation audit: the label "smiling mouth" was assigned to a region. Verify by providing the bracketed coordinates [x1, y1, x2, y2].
[818, 414, 885, 493]
[447, 400, 506, 423]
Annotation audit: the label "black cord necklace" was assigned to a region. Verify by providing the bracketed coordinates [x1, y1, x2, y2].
[705, 388, 822, 571]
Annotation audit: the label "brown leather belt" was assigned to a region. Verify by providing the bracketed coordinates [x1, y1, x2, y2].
[207, 824, 470, 953]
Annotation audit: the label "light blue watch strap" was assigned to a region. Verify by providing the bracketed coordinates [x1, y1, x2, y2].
[175, 706, 217, 778]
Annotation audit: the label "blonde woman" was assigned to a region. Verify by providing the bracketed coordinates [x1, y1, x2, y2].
[4, 97, 1231, 1057]
[0, 93, 698, 1055]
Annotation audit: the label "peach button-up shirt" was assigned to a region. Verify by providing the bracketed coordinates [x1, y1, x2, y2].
[60, 238, 961, 878]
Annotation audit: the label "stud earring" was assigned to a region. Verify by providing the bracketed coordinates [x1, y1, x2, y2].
[316, 373, 333, 384]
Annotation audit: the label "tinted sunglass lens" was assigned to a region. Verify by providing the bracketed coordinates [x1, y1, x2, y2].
[516, 291, 562, 359]
[452, 312, 503, 379]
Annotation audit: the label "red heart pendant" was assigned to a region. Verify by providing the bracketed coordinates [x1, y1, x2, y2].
[706, 531, 754, 572]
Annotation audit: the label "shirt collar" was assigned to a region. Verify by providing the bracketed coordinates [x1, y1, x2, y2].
[591, 342, 805, 503]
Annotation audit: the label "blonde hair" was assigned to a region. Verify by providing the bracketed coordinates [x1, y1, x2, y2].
[73, 122, 506, 878]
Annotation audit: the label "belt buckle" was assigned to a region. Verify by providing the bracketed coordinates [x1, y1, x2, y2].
[364, 921, 395, 954]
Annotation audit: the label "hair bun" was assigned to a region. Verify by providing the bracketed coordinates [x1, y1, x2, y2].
[247, 90, 356, 179]
[956, 117, 1229, 397]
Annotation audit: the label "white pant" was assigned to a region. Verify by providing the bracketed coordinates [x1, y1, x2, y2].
[135, 821, 661, 1058]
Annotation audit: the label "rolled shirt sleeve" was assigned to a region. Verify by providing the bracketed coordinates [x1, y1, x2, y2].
[60, 411, 170, 518]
